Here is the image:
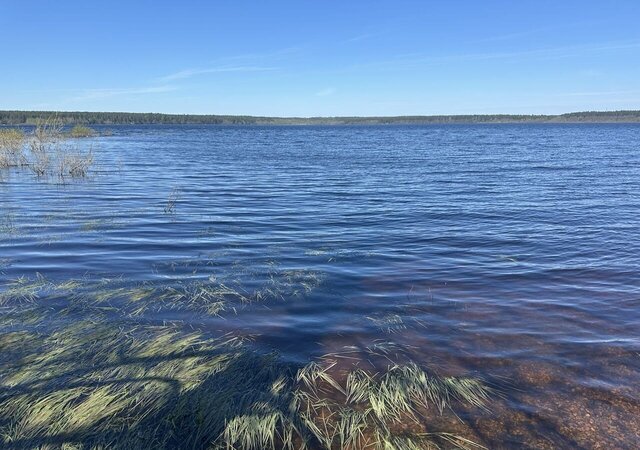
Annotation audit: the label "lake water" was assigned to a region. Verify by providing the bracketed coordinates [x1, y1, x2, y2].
[1, 124, 639, 448]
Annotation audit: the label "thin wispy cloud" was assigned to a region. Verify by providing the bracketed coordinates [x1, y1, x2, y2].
[159, 66, 277, 82]
[156, 46, 301, 83]
[220, 46, 302, 63]
[474, 28, 552, 43]
[315, 87, 336, 97]
[344, 40, 640, 72]
[345, 33, 375, 43]
[71, 85, 177, 102]
[473, 21, 597, 44]
[559, 90, 640, 97]
[433, 40, 640, 64]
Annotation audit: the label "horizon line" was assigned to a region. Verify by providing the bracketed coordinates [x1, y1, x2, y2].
[2, 108, 640, 120]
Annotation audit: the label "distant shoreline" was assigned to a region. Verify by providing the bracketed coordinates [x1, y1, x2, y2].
[1, 109, 639, 125]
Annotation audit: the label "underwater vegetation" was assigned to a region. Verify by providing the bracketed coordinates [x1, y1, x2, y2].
[0, 125, 505, 449]
[0, 272, 495, 449]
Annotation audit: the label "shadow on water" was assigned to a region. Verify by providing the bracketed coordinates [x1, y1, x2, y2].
[0, 273, 497, 450]
[0, 317, 499, 449]
[5, 317, 634, 449]
[0, 324, 295, 449]
[1, 265, 639, 448]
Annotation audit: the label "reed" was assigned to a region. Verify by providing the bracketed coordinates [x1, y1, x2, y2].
[0, 118, 95, 178]
[164, 187, 180, 214]
[57, 145, 94, 177]
[0, 128, 25, 168]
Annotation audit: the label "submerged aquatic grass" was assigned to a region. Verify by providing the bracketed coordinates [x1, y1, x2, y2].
[0, 323, 492, 449]
[0, 274, 49, 305]
[0, 268, 321, 321]
[0, 269, 495, 449]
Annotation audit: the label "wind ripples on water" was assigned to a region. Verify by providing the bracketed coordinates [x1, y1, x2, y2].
[1, 124, 639, 448]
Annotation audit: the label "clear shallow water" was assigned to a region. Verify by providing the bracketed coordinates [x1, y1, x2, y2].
[1, 124, 640, 448]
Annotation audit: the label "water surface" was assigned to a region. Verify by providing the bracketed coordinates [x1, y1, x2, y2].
[1, 124, 639, 448]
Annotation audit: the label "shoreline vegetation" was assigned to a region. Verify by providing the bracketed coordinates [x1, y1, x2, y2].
[0, 120, 94, 178]
[1, 109, 640, 125]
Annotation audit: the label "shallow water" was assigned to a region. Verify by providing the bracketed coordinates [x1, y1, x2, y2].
[1, 124, 640, 448]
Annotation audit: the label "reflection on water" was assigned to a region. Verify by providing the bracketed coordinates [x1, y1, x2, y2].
[1, 124, 639, 448]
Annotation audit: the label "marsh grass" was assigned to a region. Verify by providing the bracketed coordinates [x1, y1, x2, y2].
[0, 321, 254, 449]
[68, 125, 96, 138]
[56, 144, 94, 178]
[0, 119, 94, 179]
[79, 219, 103, 232]
[164, 187, 181, 214]
[0, 259, 12, 275]
[0, 129, 26, 168]
[28, 119, 62, 177]
[0, 274, 494, 449]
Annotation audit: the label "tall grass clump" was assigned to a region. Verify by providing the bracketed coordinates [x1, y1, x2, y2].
[27, 119, 62, 176]
[69, 124, 96, 138]
[0, 128, 25, 168]
[25, 118, 94, 179]
[57, 145, 94, 177]
[0, 118, 95, 179]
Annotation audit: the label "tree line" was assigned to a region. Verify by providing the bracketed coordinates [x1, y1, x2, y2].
[1, 110, 639, 125]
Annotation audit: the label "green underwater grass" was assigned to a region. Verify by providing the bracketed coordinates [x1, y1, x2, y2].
[0, 321, 493, 449]
[0, 272, 496, 449]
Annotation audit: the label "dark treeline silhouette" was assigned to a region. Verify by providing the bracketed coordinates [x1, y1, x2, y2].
[1, 110, 639, 125]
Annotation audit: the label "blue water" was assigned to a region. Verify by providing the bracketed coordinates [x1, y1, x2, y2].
[1, 124, 639, 447]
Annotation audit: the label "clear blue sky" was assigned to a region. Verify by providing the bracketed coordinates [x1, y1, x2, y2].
[1, 1, 639, 116]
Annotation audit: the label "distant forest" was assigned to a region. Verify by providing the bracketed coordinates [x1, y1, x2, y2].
[1, 110, 639, 125]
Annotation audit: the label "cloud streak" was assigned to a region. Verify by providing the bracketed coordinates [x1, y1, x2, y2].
[71, 85, 178, 102]
[159, 66, 278, 82]
[345, 40, 640, 72]
[559, 90, 640, 97]
[345, 33, 376, 43]
[315, 87, 336, 97]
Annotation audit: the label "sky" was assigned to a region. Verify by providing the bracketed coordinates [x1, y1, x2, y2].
[1, 1, 639, 116]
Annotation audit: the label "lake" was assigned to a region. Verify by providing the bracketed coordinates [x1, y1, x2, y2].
[1, 124, 639, 449]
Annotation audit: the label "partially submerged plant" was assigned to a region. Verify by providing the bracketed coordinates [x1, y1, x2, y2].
[291, 359, 492, 450]
[164, 187, 181, 214]
[56, 143, 94, 178]
[0, 118, 95, 178]
[69, 124, 96, 138]
[0, 274, 49, 305]
[0, 128, 25, 168]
